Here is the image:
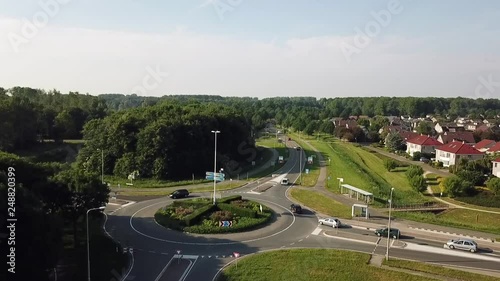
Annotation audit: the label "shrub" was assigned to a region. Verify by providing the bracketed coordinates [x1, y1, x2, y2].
[183, 204, 217, 226]
[210, 210, 233, 221]
[218, 203, 256, 218]
[231, 200, 250, 208]
[174, 206, 194, 218]
[218, 195, 243, 204]
[409, 175, 427, 192]
[487, 177, 500, 196]
[434, 161, 443, 168]
[455, 195, 500, 208]
[405, 165, 424, 178]
[442, 176, 475, 198]
[384, 159, 397, 171]
[412, 152, 422, 161]
[455, 170, 486, 186]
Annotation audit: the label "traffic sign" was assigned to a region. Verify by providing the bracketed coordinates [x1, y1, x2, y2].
[233, 252, 240, 258]
[177, 250, 181, 254]
[215, 172, 225, 178]
[219, 221, 233, 227]
[206, 172, 215, 176]
[206, 175, 225, 181]
[123, 247, 128, 253]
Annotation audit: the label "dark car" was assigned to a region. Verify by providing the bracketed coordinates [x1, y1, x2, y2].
[169, 189, 189, 199]
[290, 204, 303, 214]
[375, 227, 400, 239]
[420, 157, 430, 163]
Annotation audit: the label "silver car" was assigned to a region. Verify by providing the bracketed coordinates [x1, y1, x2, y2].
[446, 238, 478, 253]
[318, 217, 341, 228]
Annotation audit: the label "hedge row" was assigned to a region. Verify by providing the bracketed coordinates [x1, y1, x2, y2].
[183, 204, 217, 226]
[218, 195, 242, 204]
[218, 203, 256, 218]
[184, 215, 272, 234]
[172, 200, 210, 208]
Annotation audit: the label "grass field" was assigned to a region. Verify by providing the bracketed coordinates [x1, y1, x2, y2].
[288, 134, 321, 187]
[425, 173, 444, 195]
[218, 249, 435, 281]
[384, 259, 499, 281]
[394, 208, 500, 235]
[113, 180, 249, 196]
[306, 140, 427, 205]
[290, 189, 352, 219]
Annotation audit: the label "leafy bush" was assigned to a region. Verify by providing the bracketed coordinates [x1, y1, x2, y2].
[487, 177, 500, 196]
[183, 204, 217, 226]
[384, 159, 397, 171]
[218, 203, 256, 218]
[210, 210, 233, 221]
[455, 170, 486, 186]
[184, 214, 272, 234]
[455, 194, 500, 208]
[174, 206, 194, 218]
[405, 165, 424, 178]
[231, 200, 250, 208]
[409, 175, 427, 192]
[442, 176, 475, 197]
[434, 161, 443, 168]
[218, 195, 243, 204]
[411, 152, 422, 161]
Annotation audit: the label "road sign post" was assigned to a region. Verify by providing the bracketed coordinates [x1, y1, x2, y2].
[233, 252, 240, 269]
[177, 250, 181, 264]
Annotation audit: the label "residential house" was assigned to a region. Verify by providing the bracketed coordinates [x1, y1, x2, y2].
[492, 158, 500, 177]
[483, 119, 499, 127]
[465, 121, 482, 131]
[475, 124, 491, 133]
[434, 122, 465, 134]
[406, 135, 443, 156]
[487, 142, 500, 155]
[399, 131, 420, 144]
[473, 139, 496, 152]
[437, 131, 476, 145]
[332, 118, 358, 129]
[435, 141, 484, 167]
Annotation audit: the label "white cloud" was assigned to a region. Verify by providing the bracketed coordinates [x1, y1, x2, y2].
[0, 17, 498, 98]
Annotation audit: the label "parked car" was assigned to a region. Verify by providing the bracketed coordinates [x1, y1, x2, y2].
[169, 189, 189, 199]
[290, 204, 302, 214]
[420, 157, 430, 163]
[446, 238, 478, 253]
[296, 146, 301, 150]
[280, 178, 289, 185]
[374, 227, 400, 239]
[318, 217, 341, 228]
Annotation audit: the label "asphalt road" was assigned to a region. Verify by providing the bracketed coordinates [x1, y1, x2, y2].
[105, 138, 500, 281]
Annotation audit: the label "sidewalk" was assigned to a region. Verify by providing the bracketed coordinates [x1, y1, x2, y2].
[294, 139, 500, 248]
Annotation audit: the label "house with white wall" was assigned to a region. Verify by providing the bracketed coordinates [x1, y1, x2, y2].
[406, 135, 442, 156]
[435, 141, 484, 167]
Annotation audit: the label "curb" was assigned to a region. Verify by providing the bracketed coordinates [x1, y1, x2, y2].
[322, 232, 376, 245]
[408, 226, 496, 243]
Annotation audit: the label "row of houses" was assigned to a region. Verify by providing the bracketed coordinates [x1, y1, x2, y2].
[405, 134, 500, 167]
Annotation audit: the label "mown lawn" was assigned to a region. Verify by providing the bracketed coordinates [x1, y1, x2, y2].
[288, 134, 321, 187]
[290, 189, 352, 219]
[425, 173, 444, 195]
[218, 249, 435, 281]
[384, 259, 499, 281]
[394, 208, 500, 236]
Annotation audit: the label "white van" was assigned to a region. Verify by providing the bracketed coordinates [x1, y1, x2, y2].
[280, 178, 289, 185]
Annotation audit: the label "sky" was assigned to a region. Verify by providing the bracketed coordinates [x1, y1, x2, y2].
[0, 0, 499, 99]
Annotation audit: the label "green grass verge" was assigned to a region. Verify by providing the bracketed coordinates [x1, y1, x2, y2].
[290, 189, 352, 219]
[288, 135, 321, 187]
[384, 259, 499, 281]
[424, 173, 444, 195]
[394, 209, 500, 235]
[113, 180, 249, 196]
[218, 249, 435, 281]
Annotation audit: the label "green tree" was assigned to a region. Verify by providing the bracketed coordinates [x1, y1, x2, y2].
[486, 177, 500, 196]
[442, 176, 473, 197]
[385, 132, 404, 151]
[405, 165, 424, 178]
[409, 175, 427, 192]
[416, 121, 434, 135]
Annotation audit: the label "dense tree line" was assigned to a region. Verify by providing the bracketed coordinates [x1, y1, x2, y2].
[0, 87, 107, 151]
[0, 152, 108, 280]
[75, 101, 255, 180]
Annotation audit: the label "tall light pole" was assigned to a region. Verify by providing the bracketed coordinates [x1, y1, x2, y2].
[97, 149, 104, 184]
[87, 206, 105, 281]
[299, 148, 302, 185]
[211, 130, 220, 205]
[386, 187, 395, 261]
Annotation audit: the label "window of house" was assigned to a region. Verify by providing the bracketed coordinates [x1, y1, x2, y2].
[446, 153, 450, 158]
[495, 163, 497, 168]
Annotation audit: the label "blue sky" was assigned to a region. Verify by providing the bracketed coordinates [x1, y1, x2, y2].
[1, 0, 499, 98]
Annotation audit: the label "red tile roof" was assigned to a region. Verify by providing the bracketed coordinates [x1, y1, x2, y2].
[407, 135, 442, 146]
[474, 139, 496, 150]
[436, 141, 483, 155]
[487, 142, 500, 153]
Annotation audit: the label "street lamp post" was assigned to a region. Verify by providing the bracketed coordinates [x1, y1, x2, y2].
[299, 149, 302, 185]
[386, 187, 395, 261]
[87, 206, 105, 281]
[211, 130, 220, 205]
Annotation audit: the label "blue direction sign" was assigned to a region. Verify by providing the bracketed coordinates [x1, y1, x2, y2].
[206, 171, 215, 176]
[206, 175, 225, 182]
[219, 221, 233, 227]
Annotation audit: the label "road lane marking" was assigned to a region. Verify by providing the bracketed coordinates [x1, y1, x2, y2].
[311, 227, 322, 235]
[298, 239, 303, 242]
[154, 255, 176, 281]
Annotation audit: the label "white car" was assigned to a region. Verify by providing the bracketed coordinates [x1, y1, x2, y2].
[318, 217, 341, 228]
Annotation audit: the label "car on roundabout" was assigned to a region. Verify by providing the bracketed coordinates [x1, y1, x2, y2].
[445, 238, 478, 253]
[169, 189, 189, 199]
[318, 217, 341, 228]
[290, 204, 303, 214]
[374, 227, 400, 239]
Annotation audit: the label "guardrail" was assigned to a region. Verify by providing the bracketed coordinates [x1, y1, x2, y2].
[388, 202, 450, 210]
